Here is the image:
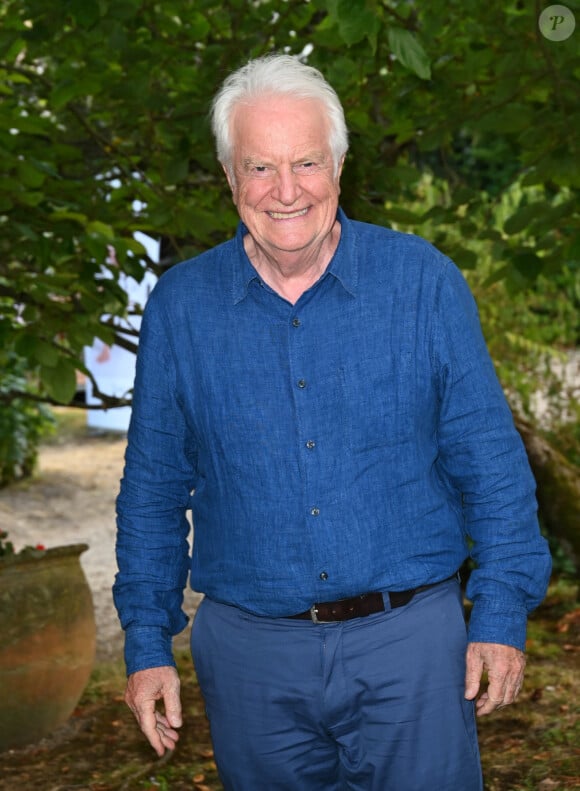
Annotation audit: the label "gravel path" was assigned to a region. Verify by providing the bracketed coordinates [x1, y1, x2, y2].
[0, 431, 201, 662]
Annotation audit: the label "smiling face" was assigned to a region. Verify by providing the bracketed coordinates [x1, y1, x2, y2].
[225, 94, 343, 267]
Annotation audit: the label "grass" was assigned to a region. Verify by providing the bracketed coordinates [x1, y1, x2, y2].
[2, 580, 576, 791]
[3, 407, 576, 789]
[478, 578, 579, 790]
[44, 406, 125, 446]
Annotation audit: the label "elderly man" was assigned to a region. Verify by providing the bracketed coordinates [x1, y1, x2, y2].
[114, 53, 551, 790]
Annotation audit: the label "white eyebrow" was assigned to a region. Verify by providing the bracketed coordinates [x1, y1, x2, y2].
[242, 157, 271, 169]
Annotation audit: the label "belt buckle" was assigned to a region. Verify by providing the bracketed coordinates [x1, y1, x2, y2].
[309, 604, 323, 623]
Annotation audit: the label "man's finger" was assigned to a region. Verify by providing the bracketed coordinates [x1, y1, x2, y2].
[161, 687, 183, 729]
[475, 691, 503, 716]
[154, 713, 180, 751]
[464, 644, 484, 700]
[124, 666, 182, 756]
[467, 641, 526, 717]
[136, 706, 167, 756]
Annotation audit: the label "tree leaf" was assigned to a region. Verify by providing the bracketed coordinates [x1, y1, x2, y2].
[49, 210, 88, 226]
[387, 28, 431, 80]
[384, 206, 422, 225]
[510, 252, 544, 281]
[32, 339, 60, 367]
[17, 161, 46, 188]
[483, 265, 510, 287]
[41, 359, 77, 404]
[86, 221, 115, 240]
[330, 0, 380, 46]
[504, 202, 548, 236]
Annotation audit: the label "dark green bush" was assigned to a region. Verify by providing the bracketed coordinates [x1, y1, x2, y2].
[0, 353, 54, 488]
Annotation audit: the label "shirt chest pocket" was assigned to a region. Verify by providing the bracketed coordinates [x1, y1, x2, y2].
[341, 352, 416, 453]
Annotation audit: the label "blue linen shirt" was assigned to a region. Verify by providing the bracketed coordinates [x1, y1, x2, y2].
[114, 209, 551, 675]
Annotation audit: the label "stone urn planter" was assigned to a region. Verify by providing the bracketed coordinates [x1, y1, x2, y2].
[0, 543, 96, 751]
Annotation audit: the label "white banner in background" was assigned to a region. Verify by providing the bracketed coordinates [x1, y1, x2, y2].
[84, 233, 159, 431]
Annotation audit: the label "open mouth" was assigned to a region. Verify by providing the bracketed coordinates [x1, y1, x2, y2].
[267, 208, 309, 220]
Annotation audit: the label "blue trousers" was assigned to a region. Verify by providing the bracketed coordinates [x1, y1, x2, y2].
[190, 578, 483, 790]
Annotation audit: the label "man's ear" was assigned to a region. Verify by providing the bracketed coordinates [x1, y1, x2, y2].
[223, 164, 237, 203]
[335, 155, 345, 196]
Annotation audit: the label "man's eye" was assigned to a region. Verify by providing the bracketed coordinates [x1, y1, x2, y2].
[295, 161, 320, 174]
[249, 165, 271, 178]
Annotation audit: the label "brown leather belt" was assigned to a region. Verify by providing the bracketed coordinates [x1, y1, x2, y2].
[289, 577, 455, 623]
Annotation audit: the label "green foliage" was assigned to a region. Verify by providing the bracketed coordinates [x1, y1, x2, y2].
[544, 520, 578, 578]
[0, 530, 14, 557]
[0, 528, 46, 558]
[0, 352, 54, 486]
[0, 0, 577, 425]
[546, 403, 580, 469]
[378, 172, 578, 436]
[2, 586, 578, 789]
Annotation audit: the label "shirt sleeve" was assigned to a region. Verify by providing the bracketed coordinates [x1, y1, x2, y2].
[432, 259, 551, 651]
[113, 288, 196, 675]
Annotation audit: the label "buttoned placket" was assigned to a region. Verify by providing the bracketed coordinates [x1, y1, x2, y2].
[288, 307, 328, 586]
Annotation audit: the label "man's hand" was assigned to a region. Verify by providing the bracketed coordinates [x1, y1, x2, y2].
[125, 666, 182, 756]
[465, 642, 526, 717]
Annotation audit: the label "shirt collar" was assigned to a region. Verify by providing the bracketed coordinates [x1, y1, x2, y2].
[231, 207, 358, 304]
[327, 207, 358, 297]
[231, 222, 260, 304]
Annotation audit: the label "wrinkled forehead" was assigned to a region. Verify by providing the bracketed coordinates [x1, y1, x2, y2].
[229, 94, 331, 157]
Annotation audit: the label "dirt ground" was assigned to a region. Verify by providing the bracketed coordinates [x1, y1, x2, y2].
[0, 413, 578, 789]
[0, 416, 216, 790]
[0, 417, 201, 662]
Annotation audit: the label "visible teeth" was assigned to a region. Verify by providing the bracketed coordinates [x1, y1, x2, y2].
[268, 208, 308, 219]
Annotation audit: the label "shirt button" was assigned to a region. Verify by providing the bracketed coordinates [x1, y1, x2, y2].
[297, 379, 307, 389]
[292, 317, 301, 327]
[319, 571, 328, 581]
[311, 507, 320, 516]
[305, 440, 316, 449]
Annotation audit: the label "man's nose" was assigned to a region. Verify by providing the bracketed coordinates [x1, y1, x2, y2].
[273, 167, 301, 204]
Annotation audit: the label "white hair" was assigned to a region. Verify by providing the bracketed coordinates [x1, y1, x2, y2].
[211, 53, 349, 178]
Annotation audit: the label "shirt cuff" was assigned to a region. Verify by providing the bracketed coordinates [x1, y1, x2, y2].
[467, 602, 529, 651]
[123, 626, 176, 676]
